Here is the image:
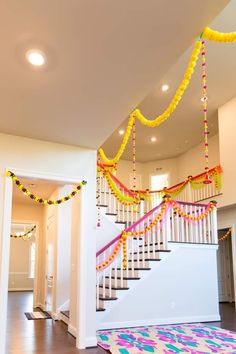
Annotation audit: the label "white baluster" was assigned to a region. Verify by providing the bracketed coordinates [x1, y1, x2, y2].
[211, 204, 218, 244]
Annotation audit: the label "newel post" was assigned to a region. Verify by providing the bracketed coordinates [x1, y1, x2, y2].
[163, 195, 171, 245]
[211, 200, 218, 244]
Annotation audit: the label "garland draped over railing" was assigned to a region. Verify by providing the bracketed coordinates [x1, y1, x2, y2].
[218, 228, 232, 242]
[99, 27, 236, 166]
[96, 196, 216, 270]
[7, 171, 87, 205]
[10, 225, 36, 240]
[98, 164, 222, 206]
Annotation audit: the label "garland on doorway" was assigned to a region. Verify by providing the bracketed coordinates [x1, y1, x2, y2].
[6, 171, 87, 205]
[218, 228, 232, 242]
[10, 225, 36, 240]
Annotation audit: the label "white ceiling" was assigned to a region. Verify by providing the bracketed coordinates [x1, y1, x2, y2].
[12, 178, 61, 206]
[0, 0, 228, 151]
[102, 1, 236, 162]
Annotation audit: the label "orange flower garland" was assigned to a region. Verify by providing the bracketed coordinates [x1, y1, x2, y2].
[218, 228, 232, 242]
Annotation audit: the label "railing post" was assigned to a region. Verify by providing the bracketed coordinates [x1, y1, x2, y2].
[186, 178, 193, 202]
[139, 199, 145, 218]
[211, 201, 218, 244]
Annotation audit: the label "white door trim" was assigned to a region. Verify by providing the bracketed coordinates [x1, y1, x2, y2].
[0, 167, 89, 353]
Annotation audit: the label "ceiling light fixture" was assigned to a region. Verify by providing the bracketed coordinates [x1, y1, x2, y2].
[119, 129, 125, 135]
[161, 84, 169, 92]
[151, 137, 157, 142]
[26, 49, 46, 66]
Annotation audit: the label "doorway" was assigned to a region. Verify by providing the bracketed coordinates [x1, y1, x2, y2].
[217, 228, 235, 303]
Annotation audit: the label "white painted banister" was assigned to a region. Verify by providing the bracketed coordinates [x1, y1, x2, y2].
[96, 199, 217, 310]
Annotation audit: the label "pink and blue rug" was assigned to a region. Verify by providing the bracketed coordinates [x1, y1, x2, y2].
[97, 323, 236, 353]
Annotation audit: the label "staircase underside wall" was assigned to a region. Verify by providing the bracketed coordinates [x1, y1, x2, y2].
[97, 244, 220, 329]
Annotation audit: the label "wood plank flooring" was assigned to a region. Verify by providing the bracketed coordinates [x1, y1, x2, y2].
[6, 291, 236, 354]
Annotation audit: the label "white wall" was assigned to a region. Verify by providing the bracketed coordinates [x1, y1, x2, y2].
[218, 97, 236, 207]
[0, 133, 97, 351]
[116, 134, 220, 191]
[11, 203, 44, 302]
[98, 243, 220, 329]
[177, 134, 220, 181]
[8, 236, 34, 291]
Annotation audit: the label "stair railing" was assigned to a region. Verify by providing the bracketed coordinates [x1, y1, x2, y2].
[96, 198, 217, 309]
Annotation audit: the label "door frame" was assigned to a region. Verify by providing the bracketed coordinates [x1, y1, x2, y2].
[10, 218, 40, 308]
[0, 166, 91, 352]
[217, 223, 236, 307]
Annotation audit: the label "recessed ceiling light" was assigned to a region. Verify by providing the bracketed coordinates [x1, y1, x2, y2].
[161, 84, 169, 92]
[119, 129, 125, 135]
[26, 49, 46, 66]
[151, 136, 157, 142]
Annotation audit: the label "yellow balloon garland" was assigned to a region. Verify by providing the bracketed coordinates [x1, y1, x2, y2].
[203, 27, 236, 43]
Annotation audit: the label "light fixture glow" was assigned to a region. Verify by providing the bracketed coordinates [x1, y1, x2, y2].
[161, 84, 169, 92]
[119, 129, 125, 135]
[151, 136, 157, 142]
[26, 49, 46, 66]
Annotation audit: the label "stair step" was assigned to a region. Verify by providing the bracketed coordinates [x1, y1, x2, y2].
[60, 310, 70, 319]
[96, 307, 106, 312]
[105, 276, 140, 280]
[99, 296, 118, 301]
[134, 250, 171, 255]
[97, 204, 108, 207]
[128, 259, 161, 262]
[106, 212, 117, 216]
[99, 285, 129, 290]
[114, 267, 151, 271]
[115, 221, 126, 225]
[139, 242, 163, 247]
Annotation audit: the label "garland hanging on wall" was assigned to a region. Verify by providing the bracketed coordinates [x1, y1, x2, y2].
[10, 225, 36, 240]
[218, 228, 232, 242]
[7, 171, 87, 205]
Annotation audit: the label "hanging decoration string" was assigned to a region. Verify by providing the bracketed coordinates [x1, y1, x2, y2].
[7, 171, 87, 205]
[96, 197, 216, 271]
[203, 27, 236, 43]
[218, 228, 232, 242]
[98, 41, 202, 164]
[132, 118, 136, 190]
[10, 225, 36, 240]
[201, 39, 212, 184]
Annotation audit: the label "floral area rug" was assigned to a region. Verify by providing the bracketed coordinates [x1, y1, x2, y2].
[97, 323, 236, 353]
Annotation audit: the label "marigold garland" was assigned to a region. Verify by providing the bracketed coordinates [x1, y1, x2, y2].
[7, 171, 87, 205]
[96, 197, 216, 271]
[218, 228, 232, 242]
[10, 225, 36, 240]
[99, 41, 201, 164]
[203, 27, 236, 43]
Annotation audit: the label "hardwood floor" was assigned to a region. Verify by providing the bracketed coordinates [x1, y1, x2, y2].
[6, 292, 236, 354]
[6, 292, 104, 354]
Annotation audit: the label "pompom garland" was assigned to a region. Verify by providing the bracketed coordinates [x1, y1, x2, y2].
[10, 225, 36, 240]
[99, 41, 202, 164]
[203, 27, 236, 42]
[218, 228, 232, 242]
[97, 197, 217, 271]
[7, 171, 87, 205]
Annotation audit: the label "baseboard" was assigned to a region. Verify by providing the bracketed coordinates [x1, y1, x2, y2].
[98, 314, 221, 330]
[85, 336, 98, 348]
[51, 312, 59, 321]
[68, 324, 77, 338]
[8, 288, 33, 291]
